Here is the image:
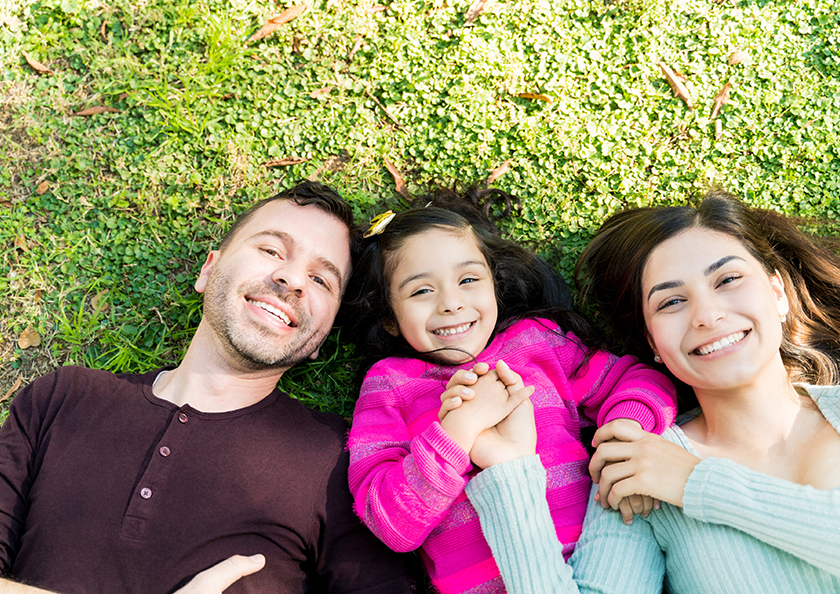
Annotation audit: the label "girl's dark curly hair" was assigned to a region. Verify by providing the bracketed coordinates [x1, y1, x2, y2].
[342, 186, 605, 367]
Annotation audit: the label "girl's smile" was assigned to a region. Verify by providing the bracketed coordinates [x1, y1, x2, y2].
[387, 228, 498, 363]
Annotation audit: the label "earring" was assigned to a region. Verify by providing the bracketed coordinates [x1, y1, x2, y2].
[653, 355, 662, 363]
[780, 314, 787, 323]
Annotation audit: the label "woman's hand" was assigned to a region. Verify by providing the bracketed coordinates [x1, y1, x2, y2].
[174, 555, 265, 593]
[589, 420, 700, 516]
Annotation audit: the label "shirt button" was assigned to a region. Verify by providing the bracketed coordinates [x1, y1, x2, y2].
[140, 488, 152, 499]
[178, 413, 188, 424]
[159, 446, 171, 457]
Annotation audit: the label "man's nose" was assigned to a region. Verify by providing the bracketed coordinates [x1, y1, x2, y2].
[272, 264, 306, 296]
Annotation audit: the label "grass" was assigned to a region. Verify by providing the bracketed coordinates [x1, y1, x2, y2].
[1, 0, 839, 417]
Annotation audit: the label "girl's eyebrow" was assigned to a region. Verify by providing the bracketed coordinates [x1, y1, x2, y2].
[646, 255, 745, 301]
[396, 259, 487, 291]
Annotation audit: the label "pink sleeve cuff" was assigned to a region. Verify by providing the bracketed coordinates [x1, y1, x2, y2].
[599, 401, 658, 433]
[414, 422, 473, 477]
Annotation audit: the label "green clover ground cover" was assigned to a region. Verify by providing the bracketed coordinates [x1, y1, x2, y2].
[1, 0, 839, 417]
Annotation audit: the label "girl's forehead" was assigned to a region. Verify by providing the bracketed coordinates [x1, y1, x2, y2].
[387, 226, 486, 272]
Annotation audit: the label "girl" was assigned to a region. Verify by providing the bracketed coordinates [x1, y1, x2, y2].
[462, 190, 840, 593]
[343, 188, 677, 594]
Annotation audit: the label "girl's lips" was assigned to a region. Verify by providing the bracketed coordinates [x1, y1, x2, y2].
[431, 321, 475, 338]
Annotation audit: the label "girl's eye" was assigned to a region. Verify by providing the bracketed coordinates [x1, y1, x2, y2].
[410, 288, 431, 297]
[657, 297, 683, 311]
[460, 277, 479, 285]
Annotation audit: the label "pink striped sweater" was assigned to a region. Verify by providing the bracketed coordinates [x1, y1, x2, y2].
[348, 319, 676, 593]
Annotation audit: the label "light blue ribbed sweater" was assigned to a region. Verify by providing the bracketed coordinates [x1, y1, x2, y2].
[466, 385, 840, 594]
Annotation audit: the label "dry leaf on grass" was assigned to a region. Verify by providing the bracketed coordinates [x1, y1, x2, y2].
[261, 157, 308, 167]
[73, 106, 120, 116]
[309, 86, 333, 99]
[1, 377, 22, 404]
[3, 16, 22, 29]
[18, 327, 41, 349]
[349, 35, 363, 61]
[35, 180, 50, 195]
[715, 119, 723, 140]
[466, 0, 493, 23]
[517, 92, 552, 102]
[13, 234, 27, 250]
[657, 61, 693, 109]
[22, 50, 52, 74]
[91, 289, 109, 315]
[246, 4, 308, 44]
[35, 289, 43, 302]
[367, 5, 387, 13]
[487, 160, 511, 184]
[710, 82, 731, 119]
[100, 20, 107, 42]
[384, 158, 409, 199]
[728, 50, 748, 65]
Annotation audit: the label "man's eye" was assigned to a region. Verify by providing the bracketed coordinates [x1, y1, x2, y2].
[311, 275, 327, 287]
[263, 248, 281, 258]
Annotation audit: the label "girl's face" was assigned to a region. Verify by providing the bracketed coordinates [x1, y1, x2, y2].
[641, 226, 789, 394]
[387, 227, 498, 364]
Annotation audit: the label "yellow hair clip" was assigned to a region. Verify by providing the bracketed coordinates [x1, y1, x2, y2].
[363, 210, 396, 238]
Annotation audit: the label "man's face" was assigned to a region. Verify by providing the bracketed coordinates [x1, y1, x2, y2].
[195, 200, 352, 372]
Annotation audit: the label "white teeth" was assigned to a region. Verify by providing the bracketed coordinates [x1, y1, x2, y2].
[695, 331, 747, 356]
[248, 299, 291, 326]
[432, 323, 472, 337]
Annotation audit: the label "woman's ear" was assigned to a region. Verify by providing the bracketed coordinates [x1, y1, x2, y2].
[771, 269, 790, 319]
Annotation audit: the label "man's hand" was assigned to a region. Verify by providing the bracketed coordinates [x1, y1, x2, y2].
[173, 555, 265, 594]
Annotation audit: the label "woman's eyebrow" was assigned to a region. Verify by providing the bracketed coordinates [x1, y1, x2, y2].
[704, 255, 742, 276]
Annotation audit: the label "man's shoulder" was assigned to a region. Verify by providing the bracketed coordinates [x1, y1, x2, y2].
[21, 365, 157, 400]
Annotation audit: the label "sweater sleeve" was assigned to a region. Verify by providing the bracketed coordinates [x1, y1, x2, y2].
[570, 349, 677, 435]
[347, 367, 472, 552]
[466, 457, 665, 594]
[683, 457, 840, 576]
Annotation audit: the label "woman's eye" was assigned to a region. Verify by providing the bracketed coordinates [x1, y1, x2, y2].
[717, 274, 741, 287]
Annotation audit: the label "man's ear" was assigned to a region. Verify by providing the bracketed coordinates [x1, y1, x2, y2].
[194, 251, 219, 294]
[309, 347, 320, 360]
[383, 319, 400, 337]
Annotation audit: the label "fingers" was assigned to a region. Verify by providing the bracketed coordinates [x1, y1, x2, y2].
[591, 418, 647, 448]
[494, 360, 523, 390]
[505, 385, 535, 411]
[178, 555, 265, 593]
[445, 369, 479, 390]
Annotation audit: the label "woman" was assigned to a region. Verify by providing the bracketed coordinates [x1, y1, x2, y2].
[462, 190, 840, 593]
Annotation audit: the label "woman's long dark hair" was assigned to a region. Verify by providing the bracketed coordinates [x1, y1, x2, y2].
[575, 189, 840, 403]
[343, 186, 604, 366]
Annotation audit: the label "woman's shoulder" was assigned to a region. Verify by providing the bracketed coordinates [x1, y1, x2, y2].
[800, 384, 840, 433]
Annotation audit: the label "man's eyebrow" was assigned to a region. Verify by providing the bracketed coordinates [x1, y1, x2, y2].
[647, 256, 745, 301]
[397, 259, 487, 291]
[252, 230, 343, 287]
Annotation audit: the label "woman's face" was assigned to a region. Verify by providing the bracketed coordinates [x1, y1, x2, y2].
[641, 226, 789, 394]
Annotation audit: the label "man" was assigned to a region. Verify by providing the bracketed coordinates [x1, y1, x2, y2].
[0, 181, 422, 593]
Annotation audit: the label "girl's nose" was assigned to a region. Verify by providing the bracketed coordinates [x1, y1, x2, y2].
[438, 288, 465, 314]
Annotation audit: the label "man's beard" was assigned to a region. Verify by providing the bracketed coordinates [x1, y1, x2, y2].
[202, 266, 327, 371]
